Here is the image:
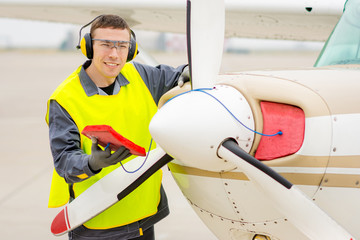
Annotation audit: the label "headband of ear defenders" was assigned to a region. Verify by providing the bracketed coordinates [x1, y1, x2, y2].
[76, 15, 139, 61]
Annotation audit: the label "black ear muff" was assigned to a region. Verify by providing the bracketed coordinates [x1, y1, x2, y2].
[127, 30, 139, 62]
[76, 15, 104, 59]
[81, 33, 93, 59]
[79, 33, 94, 59]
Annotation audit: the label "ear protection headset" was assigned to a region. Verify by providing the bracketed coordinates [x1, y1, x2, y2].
[76, 15, 139, 61]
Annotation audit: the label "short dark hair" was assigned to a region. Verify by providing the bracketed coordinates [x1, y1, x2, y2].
[90, 15, 131, 38]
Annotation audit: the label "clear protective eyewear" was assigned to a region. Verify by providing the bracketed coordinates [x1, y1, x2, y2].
[92, 38, 131, 51]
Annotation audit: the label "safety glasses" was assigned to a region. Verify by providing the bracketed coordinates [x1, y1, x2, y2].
[92, 39, 131, 51]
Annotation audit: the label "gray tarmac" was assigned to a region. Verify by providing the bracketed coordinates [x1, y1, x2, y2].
[0, 49, 319, 239]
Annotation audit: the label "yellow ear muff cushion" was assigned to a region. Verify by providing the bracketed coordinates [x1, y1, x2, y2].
[80, 37, 88, 57]
[132, 43, 138, 60]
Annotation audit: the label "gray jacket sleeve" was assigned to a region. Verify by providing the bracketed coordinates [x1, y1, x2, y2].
[132, 62, 187, 105]
[48, 100, 96, 183]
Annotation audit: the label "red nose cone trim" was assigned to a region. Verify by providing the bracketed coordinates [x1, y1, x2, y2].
[51, 206, 70, 235]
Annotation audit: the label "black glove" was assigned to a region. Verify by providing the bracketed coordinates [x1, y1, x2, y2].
[88, 137, 132, 172]
[177, 66, 190, 87]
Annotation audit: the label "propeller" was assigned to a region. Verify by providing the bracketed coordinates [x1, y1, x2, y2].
[186, 0, 225, 89]
[150, 0, 255, 171]
[150, 1, 356, 239]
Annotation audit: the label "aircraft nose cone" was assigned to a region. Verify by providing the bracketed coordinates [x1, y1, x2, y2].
[149, 85, 254, 172]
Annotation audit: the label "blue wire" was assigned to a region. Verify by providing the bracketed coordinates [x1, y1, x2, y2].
[104, 143, 111, 151]
[119, 138, 153, 173]
[196, 89, 283, 137]
[166, 87, 283, 137]
[165, 88, 212, 105]
[120, 87, 282, 174]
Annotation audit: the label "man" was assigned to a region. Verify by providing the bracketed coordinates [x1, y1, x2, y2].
[46, 15, 188, 240]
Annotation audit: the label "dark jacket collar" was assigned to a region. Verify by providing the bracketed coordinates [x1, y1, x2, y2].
[78, 60, 130, 96]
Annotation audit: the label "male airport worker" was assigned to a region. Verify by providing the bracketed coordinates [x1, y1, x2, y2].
[45, 14, 189, 240]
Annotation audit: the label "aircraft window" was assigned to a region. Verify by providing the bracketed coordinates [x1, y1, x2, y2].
[314, 0, 360, 67]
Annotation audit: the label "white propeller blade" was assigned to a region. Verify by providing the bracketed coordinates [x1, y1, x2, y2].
[51, 147, 172, 236]
[187, 0, 225, 89]
[218, 140, 355, 240]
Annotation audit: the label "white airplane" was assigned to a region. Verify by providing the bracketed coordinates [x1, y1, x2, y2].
[2, 0, 360, 239]
[0, 0, 345, 41]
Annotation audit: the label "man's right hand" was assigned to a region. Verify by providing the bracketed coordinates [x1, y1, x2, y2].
[178, 65, 190, 87]
[88, 137, 132, 172]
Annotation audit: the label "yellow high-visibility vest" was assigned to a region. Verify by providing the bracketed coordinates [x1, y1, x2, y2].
[45, 63, 161, 229]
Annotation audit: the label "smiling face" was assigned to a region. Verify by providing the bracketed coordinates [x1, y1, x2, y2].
[86, 27, 130, 87]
